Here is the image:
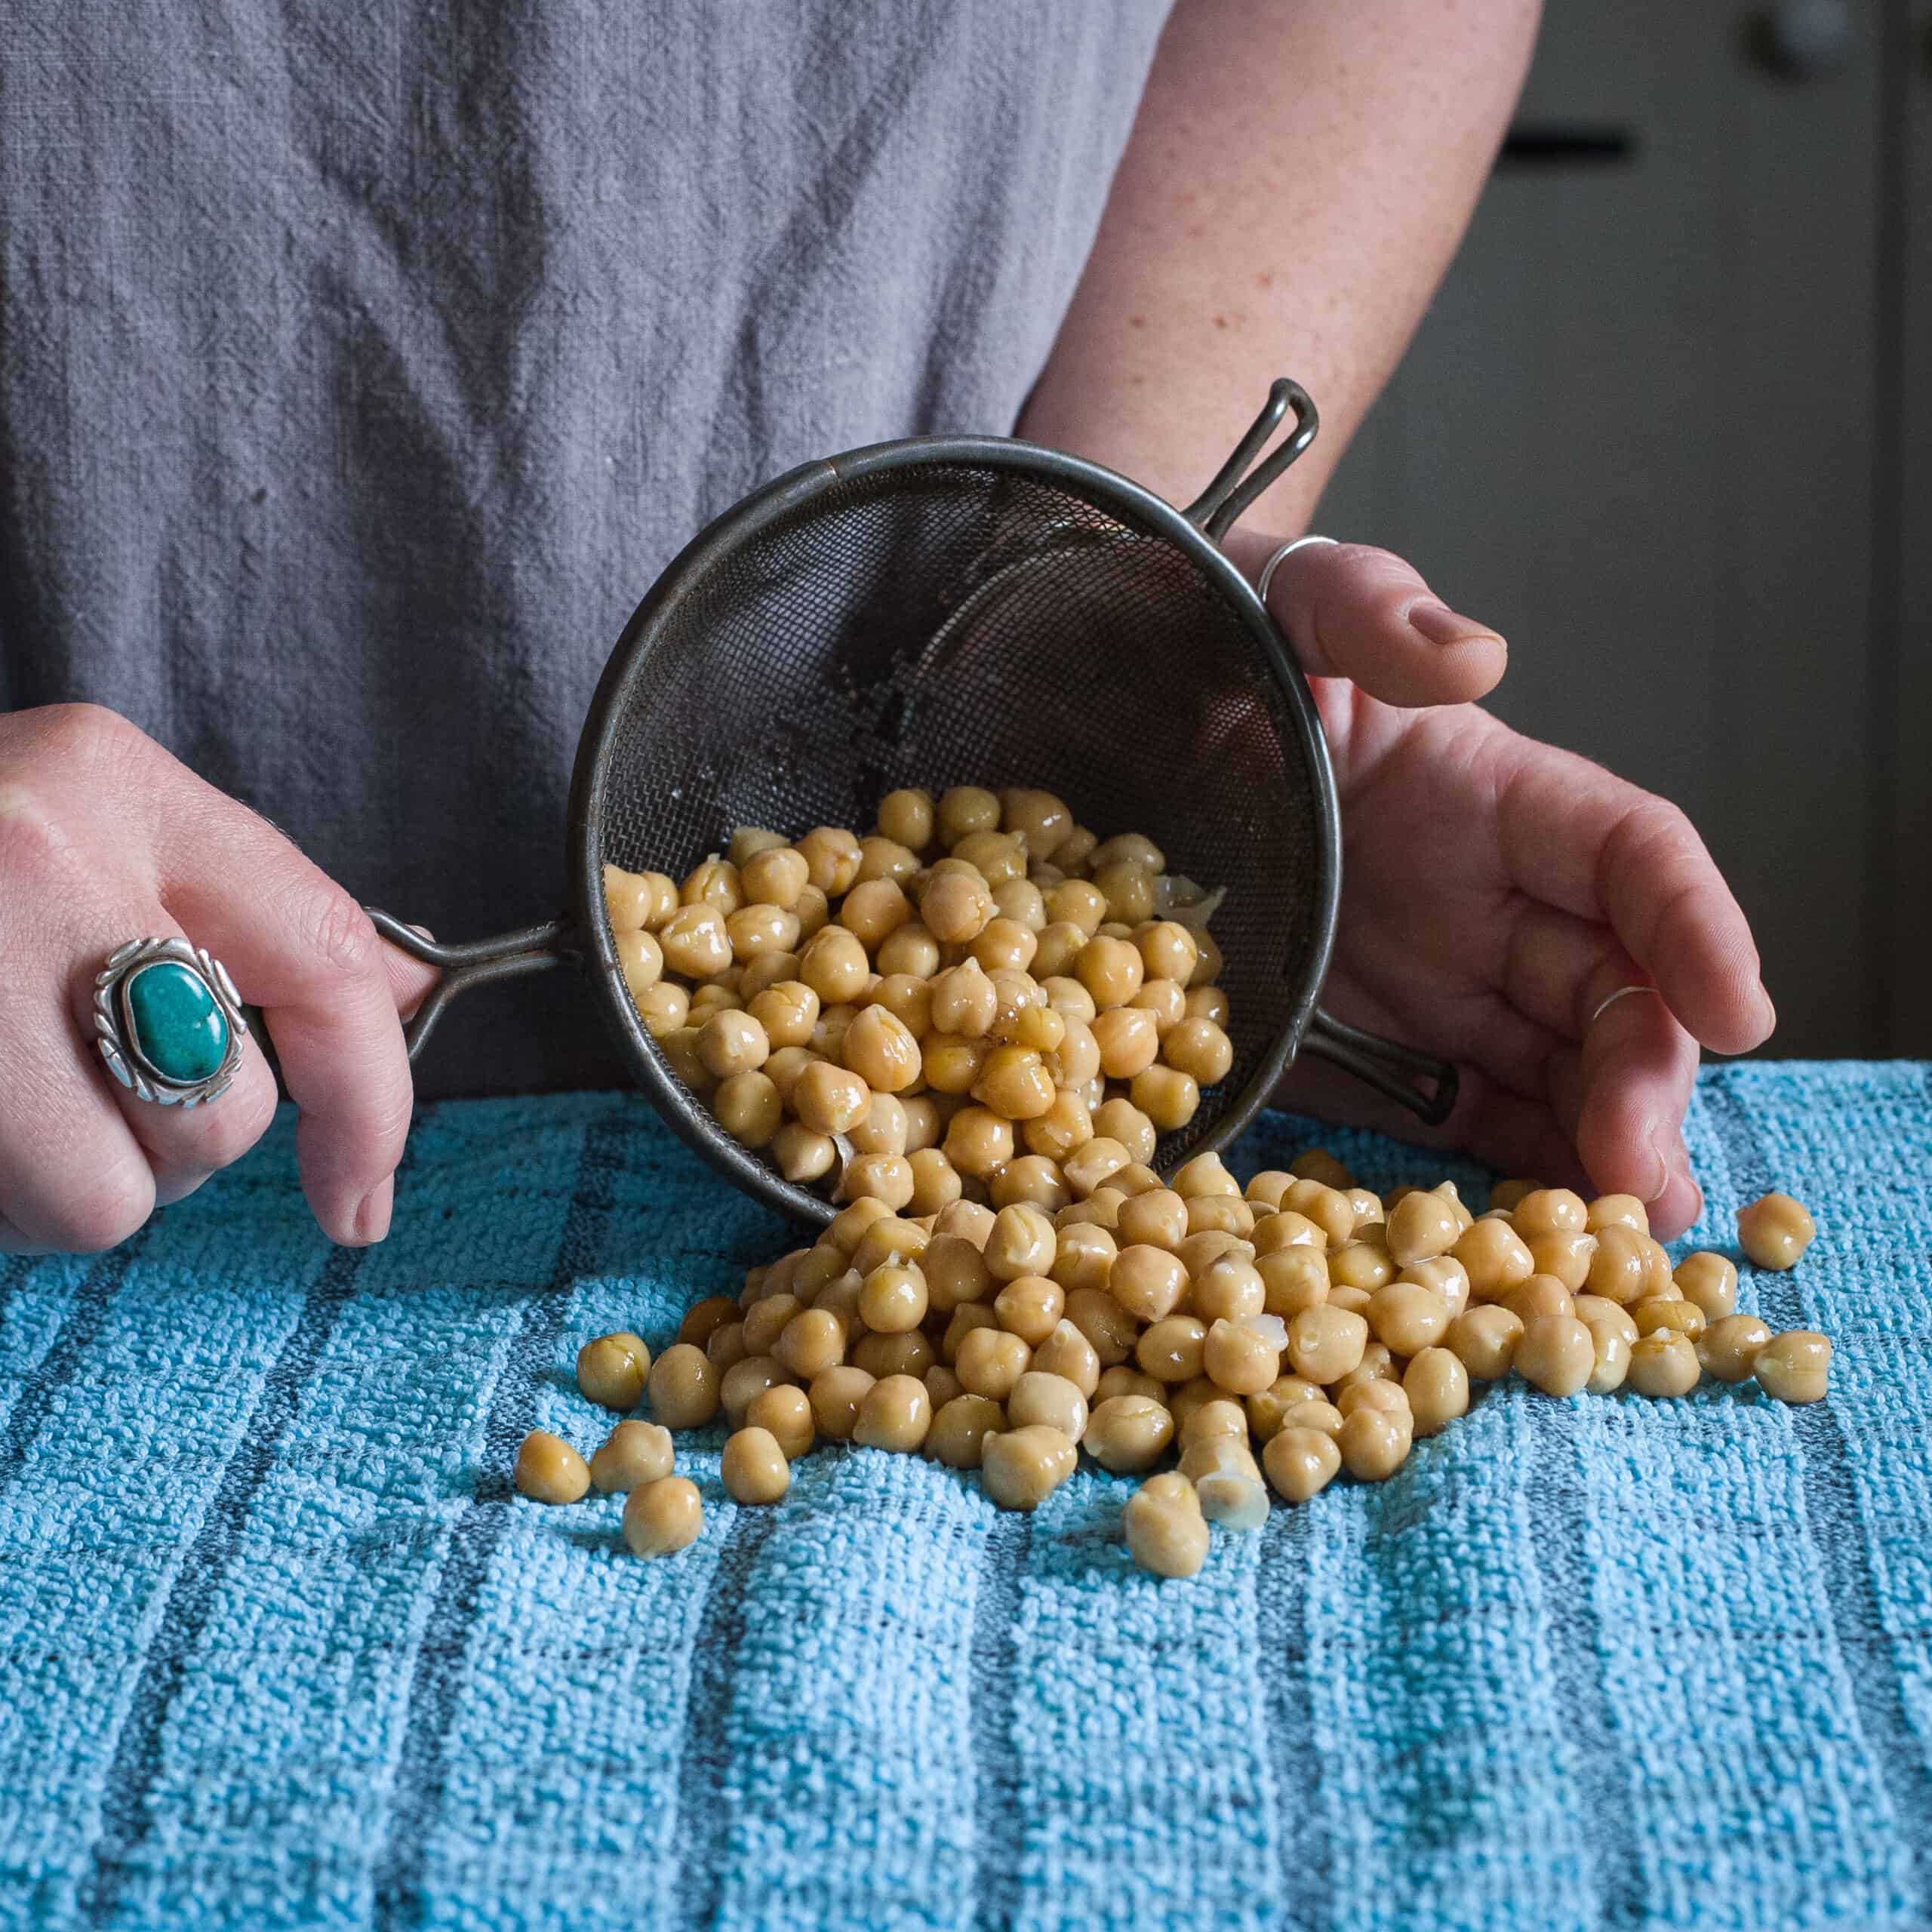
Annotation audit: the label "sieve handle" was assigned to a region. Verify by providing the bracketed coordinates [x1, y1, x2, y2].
[365, 909, 576, 1061]
[1303, 1008, 1459, 1127]
[1183, 378, 1320, 542]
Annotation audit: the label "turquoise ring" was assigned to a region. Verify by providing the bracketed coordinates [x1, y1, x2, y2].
[92, 938, 249, 1108]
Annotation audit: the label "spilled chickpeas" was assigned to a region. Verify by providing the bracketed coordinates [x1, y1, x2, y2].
[515, 1131, 1835, 1578]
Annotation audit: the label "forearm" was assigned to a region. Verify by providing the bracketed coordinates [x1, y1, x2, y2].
[1020, 0, 1540, 528]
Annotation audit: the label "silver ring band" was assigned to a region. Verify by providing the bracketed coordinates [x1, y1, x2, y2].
[94, 937, 249, 1107]
[1587, 983, 1657, 1030]
[1257, 534, 1340, 606]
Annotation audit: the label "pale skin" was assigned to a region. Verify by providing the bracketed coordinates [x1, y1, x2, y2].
[0, 0, 1762, 1251]
[1024, 0, 1770, 1237]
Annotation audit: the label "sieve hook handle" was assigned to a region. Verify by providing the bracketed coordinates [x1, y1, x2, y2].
[365, 909, 576, 1061]
[1303, 1008, 1459, 1127]
[1183, 378, 1320, 543]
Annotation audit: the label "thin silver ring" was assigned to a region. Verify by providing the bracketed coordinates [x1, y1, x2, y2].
[1587, 983, 1658, 1030]
[1256, 533, 1340, 606]
[93, 937, 249, 1107]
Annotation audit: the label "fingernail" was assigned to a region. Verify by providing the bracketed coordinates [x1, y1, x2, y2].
[352, 1176, 393, 1245]
[1407, 601, 1497, 648]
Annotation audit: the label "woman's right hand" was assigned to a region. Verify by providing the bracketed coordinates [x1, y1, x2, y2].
[0, 704, 438, 1254]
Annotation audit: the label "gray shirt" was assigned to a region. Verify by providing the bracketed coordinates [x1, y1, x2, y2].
[1, 1, 1170, 1095]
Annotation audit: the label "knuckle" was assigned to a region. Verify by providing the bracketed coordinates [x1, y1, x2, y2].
[44, 1174, 154, 1254]
[288, 884, 382, 982]
[195, 1076, 279, 1168]
[32, 703, 146, 773]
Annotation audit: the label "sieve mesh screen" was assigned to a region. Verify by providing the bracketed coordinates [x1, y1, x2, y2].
[589, 455, 1327, 1205]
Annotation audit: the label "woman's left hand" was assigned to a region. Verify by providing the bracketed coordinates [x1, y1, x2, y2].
[1228, 534, 1775, 1239]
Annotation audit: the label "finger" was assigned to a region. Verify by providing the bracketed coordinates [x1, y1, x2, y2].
[1240, 536, 1508, 708]
[66, 920, 281, 1208]
[159, 826, 415, 1247]
[386, 925, 441, 1023]
[1497, 747, 1774, 1054]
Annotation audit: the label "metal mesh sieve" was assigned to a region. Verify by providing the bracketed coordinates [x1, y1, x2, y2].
[369, 380, 1456, 1228]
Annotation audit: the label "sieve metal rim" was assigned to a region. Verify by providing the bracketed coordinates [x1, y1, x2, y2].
[564, 430, 1344, 1229]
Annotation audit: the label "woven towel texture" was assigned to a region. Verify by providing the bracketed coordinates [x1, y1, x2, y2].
[0, 1063, 1927, 1932]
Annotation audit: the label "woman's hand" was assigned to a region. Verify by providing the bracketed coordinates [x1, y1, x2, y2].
[1227, 535, 1774, 1240]
[0, 705, 438, 1253]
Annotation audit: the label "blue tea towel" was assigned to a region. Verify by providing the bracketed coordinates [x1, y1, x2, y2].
[1, 1062, 1928, 1931]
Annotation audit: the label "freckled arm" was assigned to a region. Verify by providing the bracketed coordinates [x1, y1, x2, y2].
[1019, 0, 1540, 528]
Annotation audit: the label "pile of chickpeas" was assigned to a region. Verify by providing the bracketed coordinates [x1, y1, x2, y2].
[514, 1143, 1832, 1578]
[599, 785, 1234, 1216]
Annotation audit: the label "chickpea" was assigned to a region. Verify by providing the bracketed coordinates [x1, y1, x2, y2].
[1091, 859, 1156, 924]
[1029, 923, 1085, 979]
[1665, 1253, 1735, 1326]
[1128, 1066, 1199, 1133]
[513, 1429, 590, 1504]
[1181, 1436, 1269, 1532]
[1633, 1299, 1706, 1342]
[632, 982, 691, 1040]
[792, 882, 831, 940]
[1203, 1318, 1281, 1396]
[1104, 1244, 1183, 1323]
[726, 903, 801, 964]
[1173, 1151, 1238, 1200]
[1444, 1306, 1522, 1382]
[1159, 1016, 1232, 1089]
[743, 980, 817, 1053]
[660, 905, 733, 979]
[1262, 1426, 1342, 1503]
[1288, 1305, 1370, 1385]
[789, 1060, 869, 1137]
[768, 1306, 842, 1382]
[1121, 1472, 1208, 1577]
[588, 1420, 675, 1496]
[577, 1331, 651, 1411]
[997, 787, 1069, 856]
[1006, 1371, 1089, 1443]
[918, 1236, 989, 1318]
[1137, 1315, 1209, 1385]
[1077, 1394, 1173, 1475]
[836, 1004, 918, 1094]
[955, 1326, 1034, 1401]
[706, 1321, 749, 1373]
[1575, 1294, 1639, 1345]
[808, 1364, 875, 1441]
[1339, 1408, 1411, 1483]
[994, 1274, 1066, 1348]
[878, 787, 935, 851]
[1186, 986, 1231, 1029]
[1386, 1189, 1459, 1267]
[1014, 1090, 1089, 1165]
[711, 1071, 781, 1148]
[974, 1425, 1075, 1511]
[971, 1044, 1057, 1121]
[902, 1147, 958, 1216]
[935, 1106, 1008, 1180]
[1029, 1319, 1101, 1398]
[1620, 1330, 1699, 1398]
[1253, 1248, 1327, 1322]
[1754, 1329, 1832, 1403]
[1736, 1192, 1818, 1271]
[1358, 1281, 1444, 1356]
[719, 1354, 788, 1429]
[1505, 1275, 1577, 1326]
[1280, 1180, 1355, 1249]
[1243, 1374, 1320, 1441]
[991, 881, 1048, 937]
[1189, 932, 1224, 989]
[856, 835, 921, 888]
[688, 983, 742, 1026]
[621, 1475, 706, 1559]
[604, 863, 667, 933]
[1074, 936, 1144, 1010]
[854, 1261, 925, 1334]
[1452, 1219, 1534, 1300]
[1064, 1289, 1139, 1368]
[977, 1203, 1052, 1283]
[1401, 1348, 1469, 1436]
[1042, 1226, 1109, 1299]
[869, 921, 937, 978]
[648, 1343, 721, 1429]
[845, 1093, 909, 1161]
[615, 931, 666, 1008]
[1515, 1315, 1596, 1397]
[797, 926, 866, 1004]
[1047, 879, 1109, 937]
[791, 826, 859, 894]
[1195, 1256, 1266, 1322]
[681, 857, 743, 915]
[928, 1393, 1006, 1469]
[921, 870, 995, 945]
[1115, 1188, 1186, 1253]
[1527, 1229, 1597, 1292]
[965, 916, 1035, 975]
[737, 844, 808, 910]
[1095, 1365, 1164, 1404]
[1683, 1315, 1768, 1386]
[678, 1296, 741, 1348]
[721, 1427, 791, 1505]
[847, 1372, 930, 1451]
[1512, 1188, 1588, 1240]
[1165, 1377, 1226, 1437]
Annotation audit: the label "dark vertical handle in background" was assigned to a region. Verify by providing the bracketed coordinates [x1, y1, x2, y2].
[1302, 1008, 1459, 1126]
[365, 910, 575, 1059]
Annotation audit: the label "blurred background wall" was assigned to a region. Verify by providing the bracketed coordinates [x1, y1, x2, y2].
[1319, 0, 1930, 1057]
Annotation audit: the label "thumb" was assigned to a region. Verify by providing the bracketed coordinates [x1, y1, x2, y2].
[1237, 536, 1508, 707]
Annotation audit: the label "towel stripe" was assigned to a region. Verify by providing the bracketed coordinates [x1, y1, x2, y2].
[75, 1240, 372, 1924]
[1706, 1072, 1932, 1914]
[671, 1507, 782, 1932]
[968, 1512, 1032, 1932]
[0, 1235, 145, 1499]
[1258, 1501, 1324, 1932]
[1523, 1402, 1644, 1929]
[371, 1101, 631, 1932]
